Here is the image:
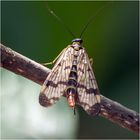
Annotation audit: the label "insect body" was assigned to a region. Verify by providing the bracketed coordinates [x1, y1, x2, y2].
[39, 38, 101, 115]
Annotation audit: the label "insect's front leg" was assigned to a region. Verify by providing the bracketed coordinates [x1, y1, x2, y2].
[42, 47, 68, 66]
[89, 58, 93, 65]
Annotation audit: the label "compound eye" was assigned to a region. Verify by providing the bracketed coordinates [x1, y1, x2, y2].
[71, 38, 83, 44]
[79, 39, 83, 44]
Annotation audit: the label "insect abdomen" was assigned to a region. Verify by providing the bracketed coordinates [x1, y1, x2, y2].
[66, 58, 78, 107]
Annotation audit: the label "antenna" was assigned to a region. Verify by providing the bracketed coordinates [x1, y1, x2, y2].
[79, 3, 110, 38]
[45, 2, 111, 39]
[45, 3, 76, 39]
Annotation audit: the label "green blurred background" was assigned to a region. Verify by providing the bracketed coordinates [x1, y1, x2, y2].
[1, 1, 139, 139]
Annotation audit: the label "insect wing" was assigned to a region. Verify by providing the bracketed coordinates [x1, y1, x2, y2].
[77, 48, 101, 115]
[39, 46, 74, 107]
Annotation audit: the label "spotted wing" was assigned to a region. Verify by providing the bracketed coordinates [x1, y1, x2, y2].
[77, 48, 101, 116]
[39, 46, 74, 107]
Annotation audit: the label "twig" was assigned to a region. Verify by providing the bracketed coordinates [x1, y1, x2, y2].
[1, 43, 139, 135]
[0, 43, 50, 85]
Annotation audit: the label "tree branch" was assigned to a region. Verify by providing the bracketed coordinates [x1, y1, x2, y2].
[1, 43, 139, 135]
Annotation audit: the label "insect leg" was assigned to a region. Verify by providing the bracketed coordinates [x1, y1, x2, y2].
[42, 46, 69, 66]
[89, 58, 93, 65]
